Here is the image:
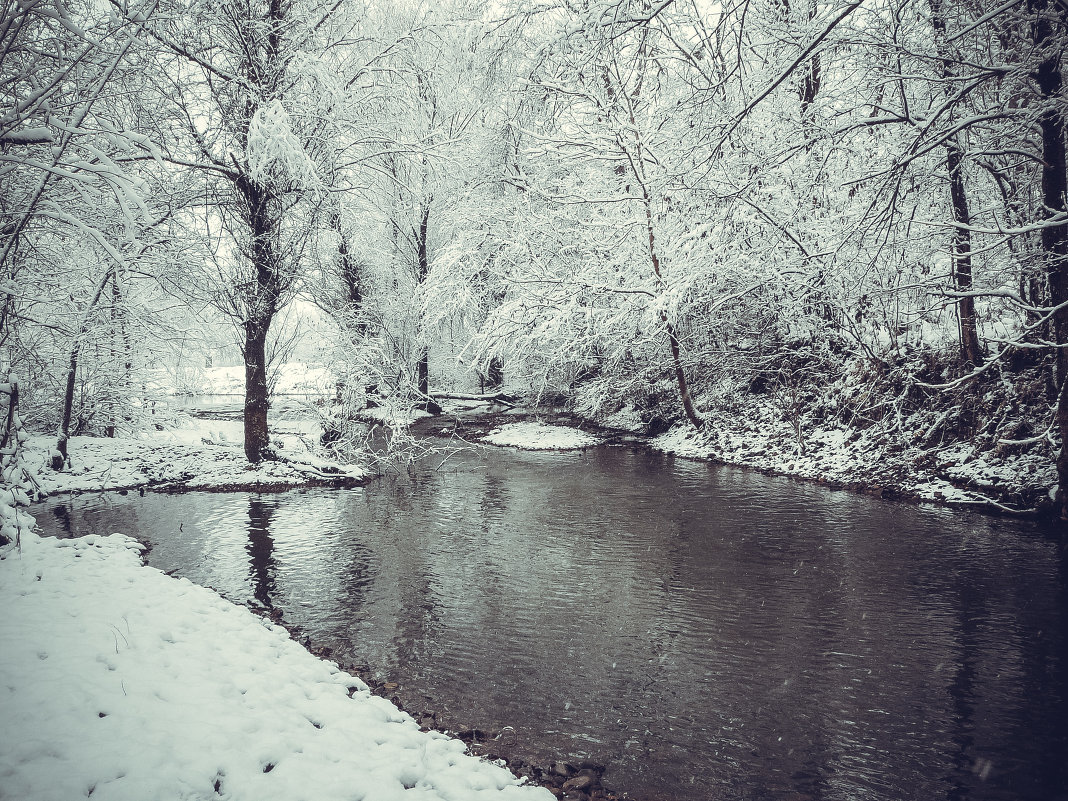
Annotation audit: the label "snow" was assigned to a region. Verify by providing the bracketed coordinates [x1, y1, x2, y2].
[161, 362, 335, 397]
[23, 419, 363, 496]
[0, 531, 553, 801]
[647, 399, 1055, 511]
[0, 127, 54, 144]
[482, 422, 599, 450]
[358, 405, 433, 426]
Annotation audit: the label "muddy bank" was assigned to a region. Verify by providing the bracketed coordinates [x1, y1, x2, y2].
[50, 473, 368, 499]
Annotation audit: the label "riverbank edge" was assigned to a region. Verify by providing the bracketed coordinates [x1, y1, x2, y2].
[62, 472, 370, 496]
[23, 433, 370, 499]
[636, 427, 1046, 527]
[0, 531, 556, 801]
[244, 605, 621, 801]
[420, 406, 1053, 522]
[641, 417, 1053, 523]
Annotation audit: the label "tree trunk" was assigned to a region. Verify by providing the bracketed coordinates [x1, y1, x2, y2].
[104, 266, 132, 437]
[415, 203, 433, 408]
[1031, 0, 1068, 520]
[243, 318, 272, 463]
[417, 354, 430, 399]
[52, 268, 114, 470]
[52, 347, 79, 470]
[486, 357, 504, 389]
[332, 212, 363, 317]
[235, 173, 282, 463]
[930, 0, 983, 367]
[945, 143, 983, 367]
[0, 379, 18, 453]
[641, 190, 703, 429]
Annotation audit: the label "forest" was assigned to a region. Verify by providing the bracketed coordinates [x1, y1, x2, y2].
[1, 0, 1067, 524]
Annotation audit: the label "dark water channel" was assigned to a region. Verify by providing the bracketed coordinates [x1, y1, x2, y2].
[36, 444, 1068, 801]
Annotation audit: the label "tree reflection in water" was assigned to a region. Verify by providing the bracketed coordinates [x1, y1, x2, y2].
[246, 496, 278, 610]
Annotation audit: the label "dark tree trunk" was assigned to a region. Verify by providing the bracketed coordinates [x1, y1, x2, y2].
[0, 380, 18, 452]
[52, 348, 79, 470]
[641, 190, 702, 429]
[105, 267, 132, 437]
[243, 318, 272, 463]
[415, 203, 433, 406]
[52, 268, 114, 470]
[486, 356, 504, 389]
[235, 173, 282, 463]
[945, 144, 984, 367]
[930, 0, 983, 368]
[1031, 0, 1068, 520]
[332, 212, 363, 315]
[417, 355, 429, 400]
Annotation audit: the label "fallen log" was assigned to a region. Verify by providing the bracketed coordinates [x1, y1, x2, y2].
[430, 391, 519, 408]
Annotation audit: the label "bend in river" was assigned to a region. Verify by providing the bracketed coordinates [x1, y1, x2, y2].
[36, 443, 1068, 801]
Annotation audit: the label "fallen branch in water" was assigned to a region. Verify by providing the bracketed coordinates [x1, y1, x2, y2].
[960, 492, 1034, 515]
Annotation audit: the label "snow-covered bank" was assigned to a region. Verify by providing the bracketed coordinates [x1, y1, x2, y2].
[24, 428, 365, 496]
[162, 361, 335, 397]
[0, 530, 553, 801]
[482, 422, 600, 451]
[646, 402, 1053, 513]
[566, 356, 1058, 516]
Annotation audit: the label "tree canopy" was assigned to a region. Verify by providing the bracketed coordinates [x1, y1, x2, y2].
[2, 0, 1066, 518]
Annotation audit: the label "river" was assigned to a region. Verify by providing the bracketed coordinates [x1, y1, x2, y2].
[34, 442, 1068, 801]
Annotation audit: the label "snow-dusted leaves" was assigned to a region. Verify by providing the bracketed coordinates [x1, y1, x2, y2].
[246, 100, 321, 192]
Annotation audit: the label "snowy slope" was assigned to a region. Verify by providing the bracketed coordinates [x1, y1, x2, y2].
[0, 532, 552, 801]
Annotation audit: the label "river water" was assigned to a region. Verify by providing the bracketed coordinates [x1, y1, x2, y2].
[35, 443, 1068, 801]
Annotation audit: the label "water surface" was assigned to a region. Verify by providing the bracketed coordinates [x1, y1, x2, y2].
[36, 445, 1068, 801]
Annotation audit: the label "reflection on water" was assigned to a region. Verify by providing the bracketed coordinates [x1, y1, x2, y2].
[246, 497, 278, 609]
[35, 445, 1068, 801]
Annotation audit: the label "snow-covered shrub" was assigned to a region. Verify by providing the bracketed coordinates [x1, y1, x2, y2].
[0, 375, 42, 546]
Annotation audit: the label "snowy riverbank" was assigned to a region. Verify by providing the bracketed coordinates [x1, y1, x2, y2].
[0, 528, 553, 801]
[603, 401, 1054, 515]
[441, 400, 1047, 514]
[430, 405, 1045, 514]
[482, 421, 601, 450]
[24, 424, 365, 496]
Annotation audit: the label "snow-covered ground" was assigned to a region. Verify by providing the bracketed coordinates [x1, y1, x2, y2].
[648, 404, 1054, 512]
[482, 422, 600, 451]
[0, 529, 553, 801]
[358, 404, 433, 427]
[162, 361, 336, 397]
[25, 415, 363, 496]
